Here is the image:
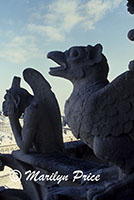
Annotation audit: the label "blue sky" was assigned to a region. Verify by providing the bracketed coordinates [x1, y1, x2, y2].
[0, 0, 133, 113]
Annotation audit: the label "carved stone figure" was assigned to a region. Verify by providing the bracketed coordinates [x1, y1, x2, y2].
[127, 0, 134, 41]
[47, 44, 109, 148]
[47, 43, 134, 198]
[128, 29, 134, 41]
[0, 2, 133, 198]
[2, 68, 64, 154]
[127, 0, 134, 14]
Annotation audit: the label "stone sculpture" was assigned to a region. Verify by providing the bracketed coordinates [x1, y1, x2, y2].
[2, 68, 64, 154]
[0, 1, 133, 199]
[47, 43, 134, 198]
[47, 44, 109, 149]
[0, 68, 65, 200]
[127, 0, 134, 14]
[127, 0, 134, 41]
[0, 56, 134, 199]
[0, 68, 107, 200]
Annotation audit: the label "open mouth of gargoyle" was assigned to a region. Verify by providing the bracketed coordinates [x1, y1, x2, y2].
[49, 63, 67, 72]
[47, 51, 67, 74]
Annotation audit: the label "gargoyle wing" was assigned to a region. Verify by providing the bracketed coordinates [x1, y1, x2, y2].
[23, 68, 63, 148]
[91, 70, 134, 141]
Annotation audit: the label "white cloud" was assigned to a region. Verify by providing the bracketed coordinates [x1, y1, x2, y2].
[27, 0, 123, 41]
[28, 0, 83, 40]
[0, 0, 123, 64]
[0, 35, 43, 63]
[113, 0, 124, 7]
[84, 0, 111, 29]
[46, 0, 83, 32]
[28, 24, 64, 41]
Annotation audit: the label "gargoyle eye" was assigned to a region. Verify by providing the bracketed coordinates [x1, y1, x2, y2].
[70, 49, 79, 58]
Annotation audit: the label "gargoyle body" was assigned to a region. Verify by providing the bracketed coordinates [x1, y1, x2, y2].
[48, 44, 134, 174]
[2, 68, 64, 154]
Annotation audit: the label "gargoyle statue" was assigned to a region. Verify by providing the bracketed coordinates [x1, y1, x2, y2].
[127, 0, 134, 14]
[47, 44, 134, 199]
[127, 0, 134, 41]
[2, 68, 64, 154]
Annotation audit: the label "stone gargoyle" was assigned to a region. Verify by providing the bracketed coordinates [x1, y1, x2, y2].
[127, 0, 134, 14]
[0, 68, 101, 200]
[2, 68, 64, 154]
[47, 43, 134, 199]
[0, 68, 65, 200]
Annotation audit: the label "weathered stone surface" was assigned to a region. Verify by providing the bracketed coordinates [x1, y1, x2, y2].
[0, 142, 109, 200]
[0, 189, 30, 200]
[48, 43, 134, 199]
[128, 29, 134, 41]
[127, 0, 134, 14]
[12, 149, 102, 181]
[2, 68, 64, 154]
[1, 33, 134, 198]
[64, 140, 107, 164]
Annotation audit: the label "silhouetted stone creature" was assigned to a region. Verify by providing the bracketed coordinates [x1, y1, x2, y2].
[47, 44, 134, 199]
[128, 29, 134, 41]
[127, 0, 134, 41]
[1, 68, 101, 200]
[2, 68, 64, 154]
[127, 0, 134, 14]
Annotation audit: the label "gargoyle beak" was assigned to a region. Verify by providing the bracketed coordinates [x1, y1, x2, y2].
[47, 51, 67, 76]
[47, 51, 66, 66]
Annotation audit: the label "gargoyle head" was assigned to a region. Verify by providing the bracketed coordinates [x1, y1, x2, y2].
[47, 44, 109, 83]
[3, 77, 33, 117]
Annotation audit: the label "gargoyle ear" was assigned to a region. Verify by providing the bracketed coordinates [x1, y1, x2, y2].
[87, 44, 103, 65]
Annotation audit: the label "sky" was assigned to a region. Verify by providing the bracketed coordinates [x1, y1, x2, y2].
[0, 0, 133, 113]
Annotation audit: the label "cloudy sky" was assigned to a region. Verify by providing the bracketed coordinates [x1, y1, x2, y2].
[0, 0, 133, 113]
